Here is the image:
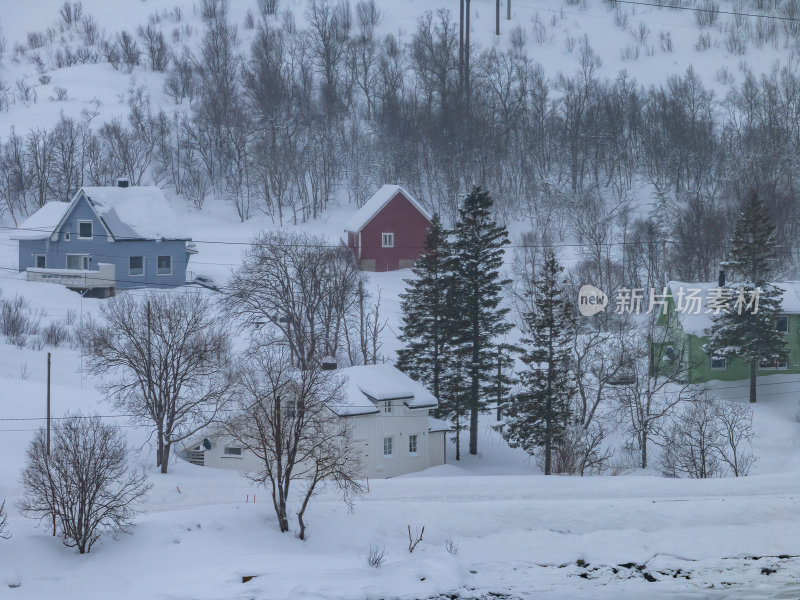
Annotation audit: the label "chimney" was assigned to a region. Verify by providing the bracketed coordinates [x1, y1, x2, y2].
[718, 268, 726, 288]
[116, 178, 130, 188]
[321, 356, 337, 371]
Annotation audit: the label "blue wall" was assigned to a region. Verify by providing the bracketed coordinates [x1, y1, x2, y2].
[18, 195, 191, 290]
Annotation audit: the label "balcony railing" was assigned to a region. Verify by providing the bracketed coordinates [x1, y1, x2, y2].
[26, 263, 115, 290]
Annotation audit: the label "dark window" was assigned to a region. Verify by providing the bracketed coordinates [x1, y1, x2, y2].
[776, 316, 789, 333]
[35, 255, 45, 269]
[78, 221, 93, 239]
[129, 256, 144, 276]
[157, 255, 171, 275]
[223, 446, 242, 456]
[710, 357, 726, 370]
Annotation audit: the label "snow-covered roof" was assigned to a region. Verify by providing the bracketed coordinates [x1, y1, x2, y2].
[668, 280, 800, 336]
[334, 364, 438, 416]
[428, 417, 452, 432]
[81, 186, 188, 240]
[10, 202, 71, 240]
[343, 184, 431, 233]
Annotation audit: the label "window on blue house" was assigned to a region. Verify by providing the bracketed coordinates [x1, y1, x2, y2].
[129, 256, 144, 276]
[35, 255, 45, 269]
[78, 221, 93, 239]
[157, 255, 172, 275]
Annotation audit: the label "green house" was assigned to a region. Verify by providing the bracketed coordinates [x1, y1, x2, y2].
[658, 281, 800, 383]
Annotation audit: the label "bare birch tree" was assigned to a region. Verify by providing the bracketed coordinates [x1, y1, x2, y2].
[227, 342, 363, 539]
[83, 292, 233, 474]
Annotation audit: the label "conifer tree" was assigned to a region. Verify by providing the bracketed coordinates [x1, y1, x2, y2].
[503, 248, 576, 474]
[450, 187, 512, 455]
[397, 213, 452, 403]
[704, 191, 787, 403]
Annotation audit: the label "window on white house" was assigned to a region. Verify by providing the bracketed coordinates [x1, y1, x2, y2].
[78, 221, 93, 239]
[223, 446, 242, 456]
[129, 256, 144, 276]
[383, 401, 392, 414]
[710, 357, 727, 370]
[381, 233, 394, 248]
[157, 255, 172, 275]
[66, 254, 89, 270]
[408, 434, 418, 455]
[776, 316, 789, 333]
[283, 399, 297, 418]
[383, 436, 393, 457]
[35, 255, 46, 269]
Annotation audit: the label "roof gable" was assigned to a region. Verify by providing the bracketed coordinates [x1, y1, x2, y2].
[344, 185, 431, 233]
[333, 364, 438, 416]
[10, 201, 72, 240]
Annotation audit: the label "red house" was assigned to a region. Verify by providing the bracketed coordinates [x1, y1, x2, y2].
[344, 185, 432, 272]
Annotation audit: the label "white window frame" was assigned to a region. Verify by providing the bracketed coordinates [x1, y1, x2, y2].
[157, 255, 172, 276]
[129, 256, 144, 276]
[760, 359, 788, 370]
[710, 357, 727, 370]
[64, 232, 70, 242]
[66, 254, 89, 270]
[776, 315, 789, 333]
[383, 401, 392, 414]
[78, 220, 93, 240]
[222, 446, 242, 457]
[383, 436, 394, 458]
[408, 434, 418, 456]
[381, 232, 394, 248]
[34, 254, 46, 269]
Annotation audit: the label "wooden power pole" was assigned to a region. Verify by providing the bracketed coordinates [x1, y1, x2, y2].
[459, 0, 464, 93]
[507, 0, 511, 20]
[496, 0, 500, 36]
[465, 0, 471, 109]
[46, 352, 51, 456]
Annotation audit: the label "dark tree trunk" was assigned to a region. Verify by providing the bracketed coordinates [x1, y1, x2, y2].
[750, 361, 757, 403]
[160, 442, 171, 474]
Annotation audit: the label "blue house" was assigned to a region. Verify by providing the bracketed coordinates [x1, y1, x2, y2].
[11, 181, 197, 296]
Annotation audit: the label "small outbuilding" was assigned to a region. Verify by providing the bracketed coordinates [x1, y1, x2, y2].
[344, 185, 432, 272]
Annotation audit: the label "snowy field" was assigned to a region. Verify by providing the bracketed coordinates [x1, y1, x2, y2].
[1, 0, 800, 598]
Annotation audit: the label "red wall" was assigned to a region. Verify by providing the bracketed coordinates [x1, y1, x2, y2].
[352, 192, 430, 271]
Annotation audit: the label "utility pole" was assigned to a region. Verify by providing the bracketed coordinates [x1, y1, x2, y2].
[465, 0, 471, 109]
[507, 0, 511, 20]
[459, 0, 464, 93]
[496, 0, 500, 36]
[496, 348, 502, 421]
[46, 352, 51, 456]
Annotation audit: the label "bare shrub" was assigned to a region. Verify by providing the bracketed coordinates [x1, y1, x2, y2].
[631, 22, 650, 45]
[614, 7, 629, 29]
[0, 498, 10, 540]
[408, 525, 424, 553]
[41, 321, 69, 347]
[137, 24, 168, 71]
[258, 0, 280, 16]
[116, 31, 140, 72]
[445, 537, 459, 557]
[59, 1, 83, 28]
[52, 86, 68, 101]
[714, 401, 755, 477]
[19, 414, 151, 554]
[724, 28, 747, 55]
[695, 32, 713, 51]
[781, 0, 800, 38]
[695, 0, 720, 27]
[659, 30, 673, 52]
[548, 424, 613, 476]
[367, 544, 386, 567]
[1, 294, 41, 347]
[15, 78, 36, 106]
[27, 32, 47, 50]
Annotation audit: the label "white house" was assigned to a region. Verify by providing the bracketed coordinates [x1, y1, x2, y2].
[182, 365, 450, 479]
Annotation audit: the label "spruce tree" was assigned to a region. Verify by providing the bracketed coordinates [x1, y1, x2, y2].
[503, 248, 576, 474]
[704, 190, 787, 403]
[451, 187, 512, 456]
[397, 213, 452, 403]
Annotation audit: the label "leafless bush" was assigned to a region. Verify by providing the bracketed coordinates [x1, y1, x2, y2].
[696, 0, 720, 27]
[15, 78, 36, 106]
[367, 544, 386, 567]
[137, 23, 168, 71]
[41, 321, 69, 347]
[27, 32, 47, 50]
[244, 9, 255, 30]
[548, 424, 614, 476]
[659, 396, 755, 478]
[532, 14, 548, 44]
[445, 537, 459, 557]
[0, 498, 10, 540]
[258, 0, 280, 16]
[38, 74, 51, 85]
[781, 0, 800, 38]
[724, 28, 747, 55]
[620, 43, 640, 60]
[631, 22, 650, 45]
[695, 32, 713, 50]
[408, 525, 424, 553]
[80, 15, 100, 46]
[116, 31, 140, 72]
[59, 1, 83, 28]
[1, 294, 41, 347]
[19, 414, 150, 554]
[52, 86, 68, 101]
[614, 7, 629, 29]
[659, 30, 673, 52]
[511, 24, 527, 51]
